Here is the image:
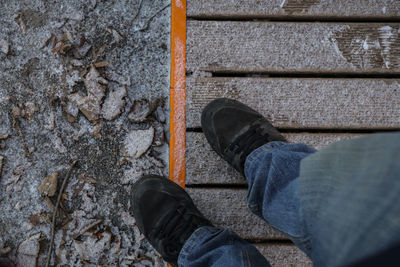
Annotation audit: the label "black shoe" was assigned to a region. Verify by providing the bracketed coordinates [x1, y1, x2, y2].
[130, 175, 213, 266]
[201, 98, 286, 175]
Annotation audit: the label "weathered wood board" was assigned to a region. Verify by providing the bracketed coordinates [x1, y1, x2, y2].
[187, 188, 286, 239]
[187, 22, 400, 74]
[188, 0, 400, 19]
[186, 132, 362, 185]
[186, 78, 400, 129]
[255, 244, 312, 266]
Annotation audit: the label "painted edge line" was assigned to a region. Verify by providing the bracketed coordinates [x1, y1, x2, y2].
[170, 0, 187, 188]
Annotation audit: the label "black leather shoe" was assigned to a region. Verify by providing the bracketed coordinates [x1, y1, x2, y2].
[201, 98, 286, 175]
[131, 175, 213, 267]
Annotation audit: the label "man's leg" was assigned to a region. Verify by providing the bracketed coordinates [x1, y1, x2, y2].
[244, 142, 316, 255]
[130, 175, 270, 267]
[201, 98, 400, 266]
[179, 226, 270, 267]
[201, 98, 316, 255]
[298, 132, 400, 267]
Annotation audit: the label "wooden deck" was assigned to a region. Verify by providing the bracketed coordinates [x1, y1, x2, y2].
[185, 1, 400, 265]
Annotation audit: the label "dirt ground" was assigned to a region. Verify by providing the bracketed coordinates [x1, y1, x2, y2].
[0, 0, 170, 266]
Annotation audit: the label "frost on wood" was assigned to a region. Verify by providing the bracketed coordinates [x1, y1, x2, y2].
[68, 65, 108, 122]
[37, 172, 58, 197]
[332, 24, 400, 70]
[124, 127, 154, 159]
[101, 86, 127, 120]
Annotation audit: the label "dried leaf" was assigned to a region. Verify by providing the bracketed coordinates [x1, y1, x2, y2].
[77, 172, 97, 184]
[52, 41, 63, 53]
[0, 39, 10, 54]
[93, 44, 106, 62]
[68, 65, 108, 122]
[73, 41, 92, 59]
[0, 134, 10, 140]
[23, 102, 39, 120]
[40, 34, 52, 49]
[128, 99, 151, 122]
[124, 127, 154, 159]
[94, 61, 109, 68]
[17, 233, 41, 256]
[0, 156, 3, 181]
[16, 13, 27, 34]
[60, 43, 72, 54]
[101, 86, 126, 120]
[38, 172, 58, 197]
[112, 29, 123, 42]
[0, 246, 11, 256]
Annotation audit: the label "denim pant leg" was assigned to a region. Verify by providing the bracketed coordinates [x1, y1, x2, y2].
[244, 141, 317, 255]
[299, 132, 400, 267]
[178, 226, 271, 267]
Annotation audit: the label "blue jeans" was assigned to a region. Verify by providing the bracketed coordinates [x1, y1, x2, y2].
[178, 133, 400, 267]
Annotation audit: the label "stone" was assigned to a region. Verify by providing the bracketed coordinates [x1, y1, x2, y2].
[38, 172, 58, 197]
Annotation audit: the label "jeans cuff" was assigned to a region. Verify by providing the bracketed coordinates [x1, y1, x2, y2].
[178, 226, 218, 266]
[244, 141, 288, 176]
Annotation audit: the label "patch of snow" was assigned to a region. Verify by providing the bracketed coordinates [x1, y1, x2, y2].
[378, 26, 395, 68]
[362, 39, 369, 50]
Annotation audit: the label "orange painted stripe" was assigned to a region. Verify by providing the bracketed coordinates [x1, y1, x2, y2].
[170, 0, 186, 188]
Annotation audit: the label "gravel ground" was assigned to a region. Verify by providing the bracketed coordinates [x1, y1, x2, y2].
[0, 0, 170, 266]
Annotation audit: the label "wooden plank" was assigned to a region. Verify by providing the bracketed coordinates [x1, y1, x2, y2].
[188, 0, 400, 19]
[186, 132, 362, 185]
[255, 244, 312, 267]
[187, 22, 400, 74]
[187, 188, 286, 239]
[186, 78, 400, 129]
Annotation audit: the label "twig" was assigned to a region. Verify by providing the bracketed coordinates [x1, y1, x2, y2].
[72, 218, 103, 239]
[45, 160, 78, 267]
[131, 0, 145, 22]
[134, 4, 170, 32]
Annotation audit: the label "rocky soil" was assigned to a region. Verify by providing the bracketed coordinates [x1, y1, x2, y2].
[0, 0, 170, 266]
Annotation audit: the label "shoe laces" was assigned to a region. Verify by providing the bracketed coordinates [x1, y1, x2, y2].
[226, 123, 270, 166]
[150, 203, 199, 255]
